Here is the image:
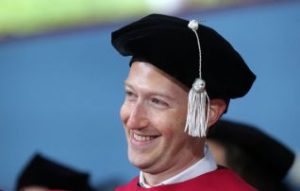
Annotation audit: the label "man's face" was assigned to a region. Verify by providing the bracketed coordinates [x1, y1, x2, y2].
[120, 61, 202, 175]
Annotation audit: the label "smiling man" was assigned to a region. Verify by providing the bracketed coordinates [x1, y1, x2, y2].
[111, 14, 256, 190]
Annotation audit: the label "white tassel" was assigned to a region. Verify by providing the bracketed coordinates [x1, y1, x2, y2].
[184, 79, 210, 137]
[185, 20, 210, 137]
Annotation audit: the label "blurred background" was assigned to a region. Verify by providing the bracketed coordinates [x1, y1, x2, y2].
[0, 0, 300, 190]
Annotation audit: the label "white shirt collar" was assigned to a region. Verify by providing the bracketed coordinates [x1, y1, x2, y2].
[139, 145, 217, 188]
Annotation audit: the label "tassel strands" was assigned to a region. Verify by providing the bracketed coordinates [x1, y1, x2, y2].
[185, 20, 210, 137]
[185, 79, 210, 137]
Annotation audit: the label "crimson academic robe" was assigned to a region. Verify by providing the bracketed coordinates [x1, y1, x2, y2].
[115, 168, 256, 191]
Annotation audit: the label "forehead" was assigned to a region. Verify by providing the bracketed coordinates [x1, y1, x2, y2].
[127, 61, 188, 90]
[126, 61, 188, 98]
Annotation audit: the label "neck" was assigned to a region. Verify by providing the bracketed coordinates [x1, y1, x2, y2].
[143, 142, 205, 186]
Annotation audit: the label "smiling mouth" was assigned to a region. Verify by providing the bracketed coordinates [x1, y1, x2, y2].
[131, 131, 159, 142]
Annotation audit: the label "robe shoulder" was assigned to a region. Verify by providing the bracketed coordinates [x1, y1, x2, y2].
[115, 168, 256, 191]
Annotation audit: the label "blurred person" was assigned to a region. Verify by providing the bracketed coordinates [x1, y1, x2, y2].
[207, 119, 295, 191]
[16, 153, 95, 191]
[111, 13, 256, 190]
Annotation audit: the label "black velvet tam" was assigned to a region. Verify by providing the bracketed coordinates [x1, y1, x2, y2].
[112, 14, 256, 99]
[16, 153, 94, 191]
[208, 120, 295, 181]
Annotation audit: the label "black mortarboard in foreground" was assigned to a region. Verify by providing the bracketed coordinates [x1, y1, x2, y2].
[111, 13, 256, 100]
[16, 153, 94, 191]
[207, 120, 295, 181]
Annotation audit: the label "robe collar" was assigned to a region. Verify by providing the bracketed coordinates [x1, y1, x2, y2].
[139, 145, 217, 188]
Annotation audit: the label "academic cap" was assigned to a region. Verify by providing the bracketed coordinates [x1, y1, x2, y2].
[111, 13, 256, 100]
[16, 153, 94, 191]
[207, 120, 295, 181]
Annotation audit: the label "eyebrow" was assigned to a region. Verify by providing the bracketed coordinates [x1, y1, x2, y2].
[124, 81, 177, 102]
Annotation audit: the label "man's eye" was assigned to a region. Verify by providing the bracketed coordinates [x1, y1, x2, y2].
[125, 90, 137, 100]
[150, 98, 168, 107]
[125, 90, 133, 96]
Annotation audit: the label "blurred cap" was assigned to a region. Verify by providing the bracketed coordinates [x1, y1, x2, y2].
[207, 120, 295, 181]
[16, 153, 94, 191]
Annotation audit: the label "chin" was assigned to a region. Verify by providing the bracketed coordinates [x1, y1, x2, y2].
[129, 157, 148, 170]
[128, 150, 152, 170]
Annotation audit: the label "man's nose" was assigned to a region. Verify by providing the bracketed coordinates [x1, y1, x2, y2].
[126, 102, 149, 129]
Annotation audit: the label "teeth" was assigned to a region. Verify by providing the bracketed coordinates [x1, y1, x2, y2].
[133, 133, 154, 142]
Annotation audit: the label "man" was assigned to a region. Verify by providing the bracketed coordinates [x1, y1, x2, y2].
[111, 14, 256, 190]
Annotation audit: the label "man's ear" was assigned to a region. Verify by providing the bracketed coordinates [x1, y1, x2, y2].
[208, 99, 227, 127]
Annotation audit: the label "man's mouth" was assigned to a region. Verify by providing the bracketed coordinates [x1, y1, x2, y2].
[131, 131, 159, 143]
[133, 133, 155, 141]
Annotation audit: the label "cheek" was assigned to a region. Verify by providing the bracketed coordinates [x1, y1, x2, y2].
[161, 126, 173, 138]
[158, 116, 186, 139]
[155, 107, 187, 135]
